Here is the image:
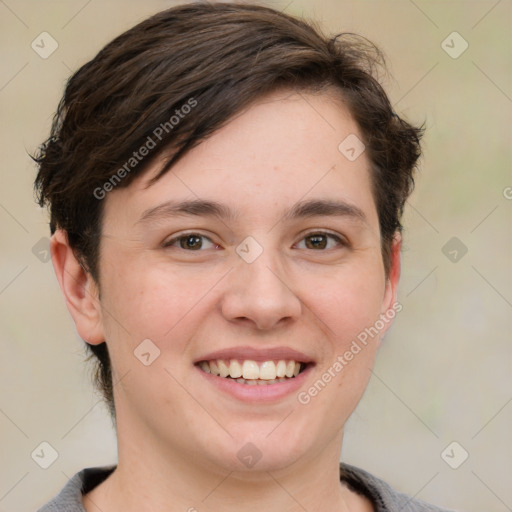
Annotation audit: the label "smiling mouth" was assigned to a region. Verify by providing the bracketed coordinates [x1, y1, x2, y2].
[197, 359, 309, 385]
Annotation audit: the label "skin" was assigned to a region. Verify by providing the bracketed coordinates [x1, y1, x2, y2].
[51, 89, 401, 512]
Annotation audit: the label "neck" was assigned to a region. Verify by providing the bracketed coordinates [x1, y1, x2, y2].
[83, 416, 372, 512]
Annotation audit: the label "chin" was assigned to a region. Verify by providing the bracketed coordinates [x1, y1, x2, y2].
[205, 425, 313, 475]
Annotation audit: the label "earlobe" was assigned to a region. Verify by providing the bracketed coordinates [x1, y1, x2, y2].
[380, 232, 402, 331]
[386, 232, 402, 303]
[50, 230, 105, 345]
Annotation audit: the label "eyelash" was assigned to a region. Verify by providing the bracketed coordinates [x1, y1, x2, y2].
[162, 231, 347, 251]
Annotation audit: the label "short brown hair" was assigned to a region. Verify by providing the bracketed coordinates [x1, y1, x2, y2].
[34, 2, 423, 417]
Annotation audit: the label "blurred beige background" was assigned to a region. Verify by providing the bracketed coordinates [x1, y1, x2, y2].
[1, 1, 511, 510]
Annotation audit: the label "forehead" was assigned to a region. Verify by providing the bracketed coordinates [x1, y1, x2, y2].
[102, 89, 378, 229]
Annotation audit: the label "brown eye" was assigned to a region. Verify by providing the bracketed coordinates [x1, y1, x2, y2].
[305, 234, 328, 249]
[180, 235, 203, 250]
[164, 233, 216, 250]
[296, 232, 345, 250]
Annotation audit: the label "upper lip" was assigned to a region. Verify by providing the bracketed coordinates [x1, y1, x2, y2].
[195, 346, 314, 364]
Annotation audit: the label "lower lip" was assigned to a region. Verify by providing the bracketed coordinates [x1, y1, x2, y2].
[196, 365, 312, 403]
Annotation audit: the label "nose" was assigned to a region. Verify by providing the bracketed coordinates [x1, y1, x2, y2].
[220, 252, 302, 331]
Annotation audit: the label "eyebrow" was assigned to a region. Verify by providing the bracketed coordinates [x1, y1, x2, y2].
[137, 198, 367, 226]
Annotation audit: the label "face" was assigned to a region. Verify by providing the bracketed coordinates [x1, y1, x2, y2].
[62, 89, 400, 476]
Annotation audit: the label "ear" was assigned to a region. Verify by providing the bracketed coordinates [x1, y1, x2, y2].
[50, 229, 105, 345]
[379, 232, 402, 336]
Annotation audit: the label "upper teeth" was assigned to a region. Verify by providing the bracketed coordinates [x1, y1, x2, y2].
[199, 360, 301, 380]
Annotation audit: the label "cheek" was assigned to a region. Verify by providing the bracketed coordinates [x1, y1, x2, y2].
[300, 277, 384, 431]
[296, 257, 386, 410]
[301, 260, 387, 344]
[97, 263, 213, 405]
[99, 258, 223, 351]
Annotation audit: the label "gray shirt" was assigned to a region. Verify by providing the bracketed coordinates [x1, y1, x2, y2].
[37, 464, 455, 511]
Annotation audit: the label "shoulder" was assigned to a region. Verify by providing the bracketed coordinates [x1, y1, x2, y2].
[340, 463, 457, 512]
[36, 466, 116, 512]
[38, 463, 457, 511]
